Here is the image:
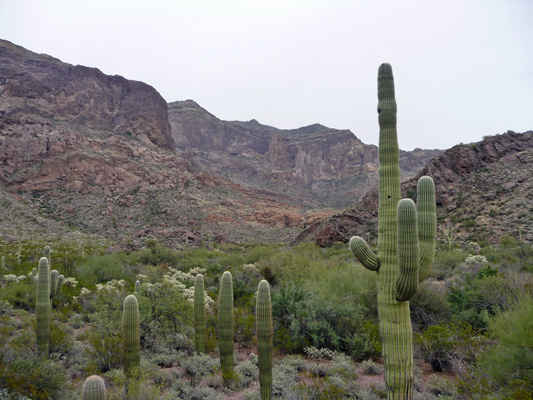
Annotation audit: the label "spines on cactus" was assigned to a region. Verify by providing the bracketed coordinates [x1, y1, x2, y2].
[122, 294, 140, 376]
[36, 257, 50, 357]
[256, 280, 273, 400]
[81, 375, 106, 400]
[218, 271, 234, 385]
[349, 63, 437, 400]
[194, 274, 207, 354]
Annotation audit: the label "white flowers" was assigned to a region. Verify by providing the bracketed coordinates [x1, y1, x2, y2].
[2, 274, 27, 284]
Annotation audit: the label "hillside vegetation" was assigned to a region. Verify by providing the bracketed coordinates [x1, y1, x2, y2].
[0, 237, 531, 399]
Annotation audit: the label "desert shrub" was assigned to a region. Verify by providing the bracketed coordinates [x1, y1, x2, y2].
[172, 381, 225, 400]
[0, 280, 34, 311]
[478, 295, 533, 388]
[86, 326, 122, 372]
[410, 282, 452, 330]
[0, 358, 70, 400]
[425, 374, 457, 398]
[415, 323, 487, 373]
[68, 313, 84, 329]
[360, 360, 382, 375]
[272, 285, 370, 354]
[49, 319, 73, 358]
[271, 362, 300, 397]
[77, 253, 130, 285]
[433, 248, 469, 279]
[135, 239, 179, 267]
[181, 353, 218, 387]
[235, 359, 259, 387]
[329, 353, 357, 380]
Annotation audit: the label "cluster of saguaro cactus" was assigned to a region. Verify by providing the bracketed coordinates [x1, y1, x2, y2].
[36, 257, 51, 357]
[218, 271, 234, 385]
[256, 280, 273, 400]
[81, 375, 106, 399]
[349, 63, 436, 400]
[122, 294, 140, 376]
[194, 274, 207, 354]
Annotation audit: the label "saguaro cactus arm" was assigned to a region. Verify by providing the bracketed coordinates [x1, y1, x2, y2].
[55, 275, 64, 297]
[417, 176, 437, 282]
[395, 199, 419, 302]
[50, 270, 58, 298]
[349, 236, 380, 271]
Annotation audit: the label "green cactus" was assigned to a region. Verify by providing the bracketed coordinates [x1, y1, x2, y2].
[194, 274, 207, 354]
[349, 63, 436, 400]
[36, 257, 51, 357]
[256, 280, 273, 400]
[43, 245, 51, 267]
[81, 375, 106, 400]
[50, 270, 58, 298]
[1, 255, 5, 270]
[55, 274, 64, 297]
[134, 280, 141, 294]
[122, 294, 140, 376]
[218, 271, 234, 385]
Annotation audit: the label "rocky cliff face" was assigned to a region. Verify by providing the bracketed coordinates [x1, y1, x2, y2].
[296, 131, 533, 246]
[0, 39, 173, 150]
[0, 41, 335, 246]
[168, 100, 441, 209]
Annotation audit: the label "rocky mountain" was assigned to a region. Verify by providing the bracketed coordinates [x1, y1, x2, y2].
[169, 100, 442, 209]
[296, 131, 533, 246]
[0, 39, 441, 248]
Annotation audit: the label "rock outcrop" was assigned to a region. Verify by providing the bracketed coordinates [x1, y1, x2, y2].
[296, 131, 533, 246]
[168, 100, 442, 209]
[0, 39, 173, 150]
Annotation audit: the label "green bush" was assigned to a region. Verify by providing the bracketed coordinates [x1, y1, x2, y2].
[478, 295, 533, 388]
[181, 353, 218, 387]
[0, 358, 71, 399]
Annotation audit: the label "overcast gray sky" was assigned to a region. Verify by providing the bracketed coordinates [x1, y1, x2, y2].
[1, 0, 532, 150]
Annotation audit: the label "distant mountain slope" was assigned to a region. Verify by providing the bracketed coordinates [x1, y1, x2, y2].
[0, 39, 444, 247]
[296, 131, 533, 246]
[168, 100, 442, 209]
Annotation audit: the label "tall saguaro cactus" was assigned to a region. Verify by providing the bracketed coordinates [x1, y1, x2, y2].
[218, 271, 234, 385]
[81, 375, 106, 400]
[36, 257, 51, 357]
[256, 280, 273, 400]
[194, 274, 207, 354]
[349, 63, 436, 400]
[122, 295, 140, 376]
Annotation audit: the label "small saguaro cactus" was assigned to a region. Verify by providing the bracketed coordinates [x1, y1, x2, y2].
[134, 280, 141, 294]
[81, 375, 106, 400]
[1, 255, 5, 270]
[36, 257, 51, 357]
[194, 274, 207, 354]
[218, 271, 234, 385]
[122, 294, 140, 376]
[256, 280, 273, 400]
[349, 63, 436, 400]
